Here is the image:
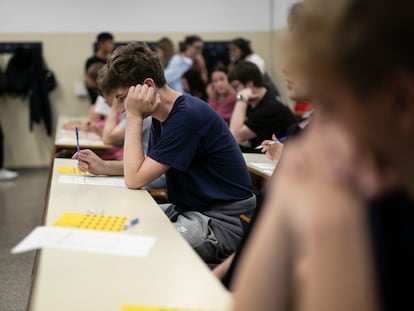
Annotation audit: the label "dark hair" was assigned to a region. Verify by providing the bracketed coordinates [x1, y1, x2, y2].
[211, 64, 228, 75]
[228, 60, 264, 87]
[230, 38, 253, 59]
[156, 37, 175, 68]
[97, 41, 166, 97]
[183, 69, 206, 98]
[290, 0, 414, 95]
[184, 35, 203, 48]
[97, 32, 114, 43]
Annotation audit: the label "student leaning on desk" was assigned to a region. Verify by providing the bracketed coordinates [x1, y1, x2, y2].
[73, 41, 256, 265]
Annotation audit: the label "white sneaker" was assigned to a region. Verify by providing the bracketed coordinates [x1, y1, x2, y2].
[0, 168, 18, 180]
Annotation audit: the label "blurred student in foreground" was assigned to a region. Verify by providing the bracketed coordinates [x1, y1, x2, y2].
[232, 0, 413, 310]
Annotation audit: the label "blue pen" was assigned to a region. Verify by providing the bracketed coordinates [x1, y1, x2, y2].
[75, 127, 80, 161]
[254, 136, 286, 150]
[123, 218, 139, 230]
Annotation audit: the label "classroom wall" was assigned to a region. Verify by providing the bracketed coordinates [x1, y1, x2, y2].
[0, 0, 297, 168]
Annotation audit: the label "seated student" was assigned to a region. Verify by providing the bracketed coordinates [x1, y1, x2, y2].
[182, 35, 208, 84]
[228, 37, 279, 96]
[232, 1, 414, 311]
[64, 62, 111, 136]
[84, 32, 114, 105]
[228, 60, 297, 152]
[207, 65, 237, 124]
[155, 37, 192, 93]
[73, 42, 255, 263]
[86, 63, 111, 123]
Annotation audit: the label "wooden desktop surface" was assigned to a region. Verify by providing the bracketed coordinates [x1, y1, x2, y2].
[243, 153, 276, 179]
[53, 116, 112, 157]
[28, 158, 232, 311]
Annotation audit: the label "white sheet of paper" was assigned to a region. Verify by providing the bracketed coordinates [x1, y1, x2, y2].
[56, 136, 105, 146]
[11, 226, 156, 258]
[58, 175, 126, 187]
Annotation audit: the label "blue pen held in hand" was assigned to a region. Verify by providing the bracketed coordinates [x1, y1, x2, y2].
[123, 218, 139, 230]
[75, 127, 80, 161]
[254, 136, 286, 150]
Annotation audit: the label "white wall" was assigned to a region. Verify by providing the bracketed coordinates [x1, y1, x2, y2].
[0, 0, 296, 33]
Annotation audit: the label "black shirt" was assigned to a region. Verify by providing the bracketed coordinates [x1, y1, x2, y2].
[245, 91, 297, 152]
[84, 55, 106, 72]
[368, 188, 414, 311]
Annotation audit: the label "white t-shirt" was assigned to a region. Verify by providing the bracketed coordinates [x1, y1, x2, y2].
[246, 53, 265, 74]
[94, 95, 111, 117]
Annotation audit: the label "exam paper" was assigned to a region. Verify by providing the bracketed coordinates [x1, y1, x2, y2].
[58, 175, 126, 187]
[11, 226, 156, 258]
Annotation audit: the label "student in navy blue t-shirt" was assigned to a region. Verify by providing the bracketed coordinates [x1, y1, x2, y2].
[74, 41, 255, 263]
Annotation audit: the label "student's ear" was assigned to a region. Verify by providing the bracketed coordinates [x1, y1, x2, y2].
[143, 78, 155, 88]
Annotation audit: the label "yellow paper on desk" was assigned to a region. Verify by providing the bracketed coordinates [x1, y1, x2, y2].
[53, 212, 128, 232]
[121, 305, 220, 311]
[57, 166, 92, 175]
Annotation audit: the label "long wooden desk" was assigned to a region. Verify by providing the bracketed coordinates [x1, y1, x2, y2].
[29, 158, 231, 311]
[53, 116, 112, 157]
[243, 153, 277, 179]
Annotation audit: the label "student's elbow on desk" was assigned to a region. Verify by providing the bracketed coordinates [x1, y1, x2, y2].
[124, 175, 146, 189]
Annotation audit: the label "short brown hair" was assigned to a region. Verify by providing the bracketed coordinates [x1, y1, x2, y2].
[288, 0, 414, 95]
[97, 41, 166, 97]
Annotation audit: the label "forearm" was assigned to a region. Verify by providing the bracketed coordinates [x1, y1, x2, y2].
[212, 253, 235, 280]
[102, 107, 120, 144]
[102, 160, 124, 175]
[230, 101, 248, 144]
[123, 115, 146, 188]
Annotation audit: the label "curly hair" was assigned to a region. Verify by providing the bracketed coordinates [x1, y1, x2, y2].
[97, 41, 166, 97]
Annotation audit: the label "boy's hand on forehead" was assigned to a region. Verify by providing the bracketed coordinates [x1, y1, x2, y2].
[125, 84, 159, 118]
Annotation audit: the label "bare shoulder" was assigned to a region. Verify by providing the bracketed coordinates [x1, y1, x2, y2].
[271, 136, 367, 239]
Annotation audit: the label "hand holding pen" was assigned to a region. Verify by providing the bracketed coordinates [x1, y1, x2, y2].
[256, 134, 285, 162]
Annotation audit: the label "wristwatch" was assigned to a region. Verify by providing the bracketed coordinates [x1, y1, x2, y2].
[236, 93, 248, 102]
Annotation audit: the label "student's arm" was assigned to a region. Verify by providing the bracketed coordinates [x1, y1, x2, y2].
[195, 53, 208, 83]
[102, 103, 125, 146]
[212, 253, 235, 280]
[123, 84, 169, 189]
[164, 55, 192, 85]
[229, 98, 257, 144]
[74, 149, 124, 175]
